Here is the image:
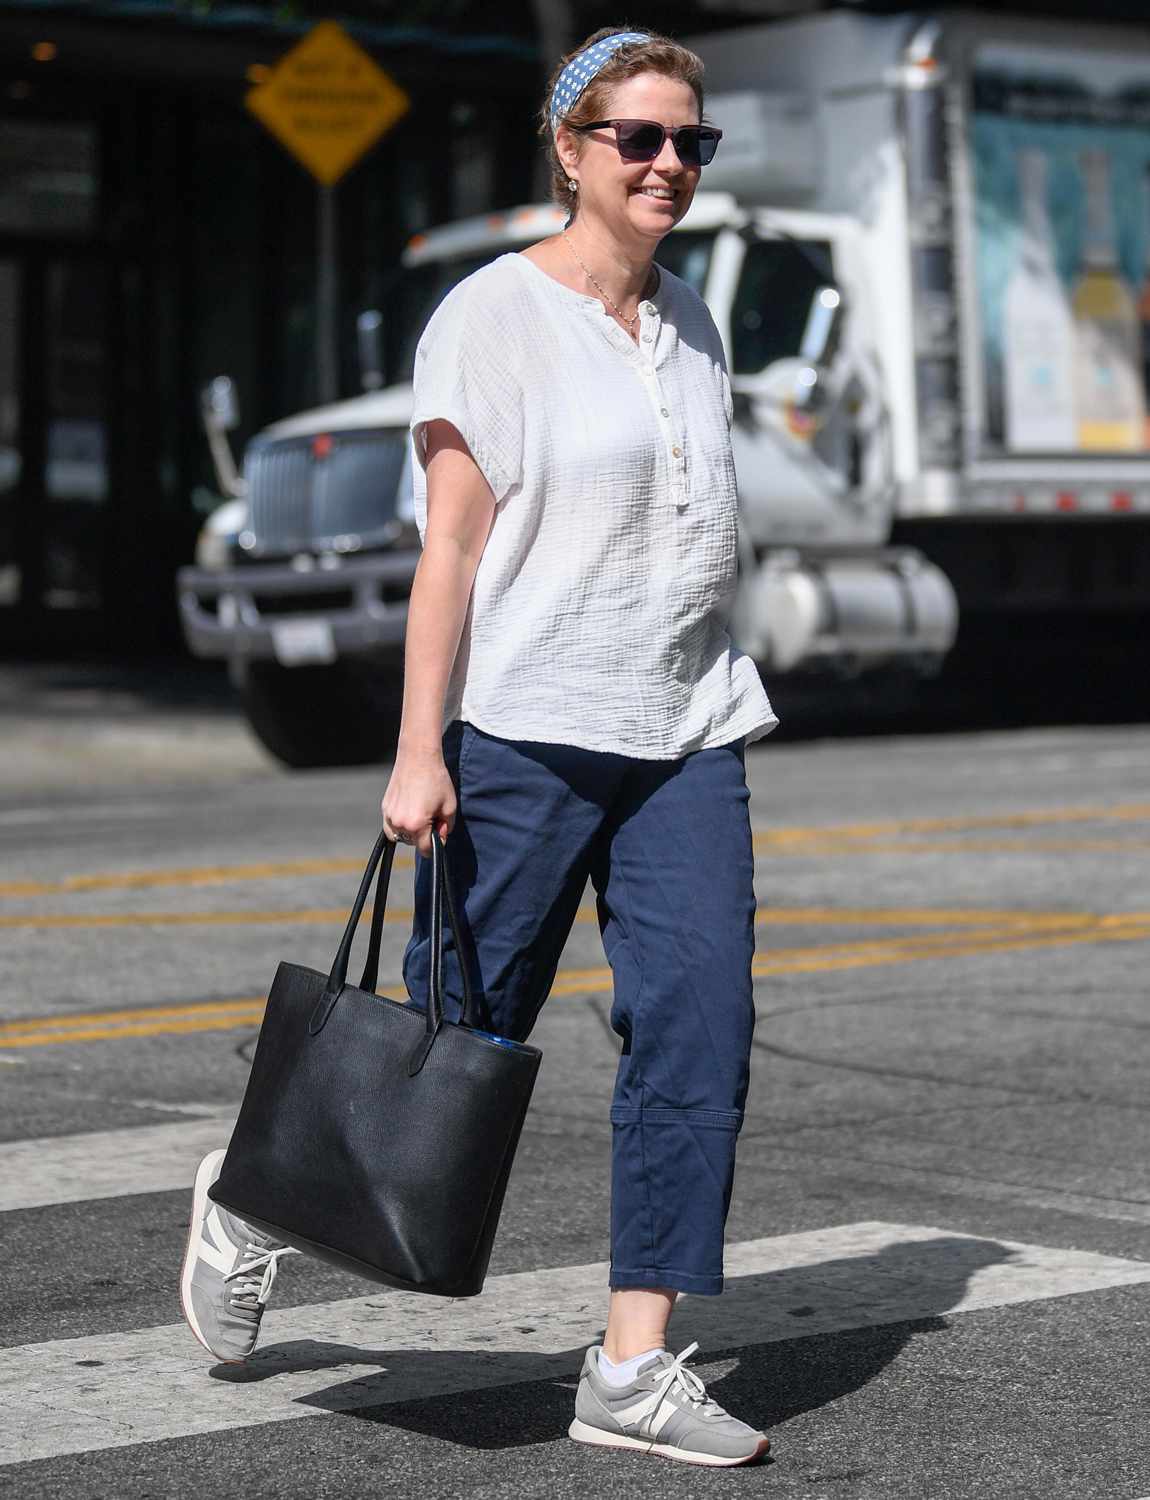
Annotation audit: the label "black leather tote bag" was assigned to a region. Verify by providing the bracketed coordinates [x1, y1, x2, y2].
[209, 826, 541, 1296]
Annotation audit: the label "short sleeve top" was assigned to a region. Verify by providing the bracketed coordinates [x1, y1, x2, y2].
[409, 251, 777, 759]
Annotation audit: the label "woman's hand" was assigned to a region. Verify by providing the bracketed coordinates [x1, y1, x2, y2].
[381, 745, 457, 858]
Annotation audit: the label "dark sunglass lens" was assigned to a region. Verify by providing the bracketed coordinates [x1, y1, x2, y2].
[616, 122, 664, 161]
[693, 128, 720, 166]
[671, 128, 702, 167]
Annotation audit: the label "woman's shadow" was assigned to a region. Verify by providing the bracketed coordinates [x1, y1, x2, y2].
[210, 1231, 1012, 1449]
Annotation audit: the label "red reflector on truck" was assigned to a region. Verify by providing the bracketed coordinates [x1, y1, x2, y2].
[1113, 491, 1133, 511]
[1056, 491, 1077, 512]
[313, 434, 333, 459]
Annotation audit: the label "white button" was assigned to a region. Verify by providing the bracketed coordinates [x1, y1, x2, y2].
[660, 407, 670, 418]
[643, 302, 656, 314]
[672, 445, 682, 458]
[642, 334, 653, 344]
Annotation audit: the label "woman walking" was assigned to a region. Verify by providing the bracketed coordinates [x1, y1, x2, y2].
[180, 28, 776, 1468]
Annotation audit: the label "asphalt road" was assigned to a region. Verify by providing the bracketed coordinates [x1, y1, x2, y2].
[2, 694, 1150, 1499]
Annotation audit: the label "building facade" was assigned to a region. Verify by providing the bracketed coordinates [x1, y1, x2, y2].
[0, 4, 538, 654]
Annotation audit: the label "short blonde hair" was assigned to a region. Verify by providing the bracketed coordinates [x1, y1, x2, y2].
[537, 28, 706, 223]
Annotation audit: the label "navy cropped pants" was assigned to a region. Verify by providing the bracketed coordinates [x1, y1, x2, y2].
[402, 720, 757, 1296]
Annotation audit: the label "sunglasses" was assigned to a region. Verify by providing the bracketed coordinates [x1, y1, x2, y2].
[571, 118, 723, 168]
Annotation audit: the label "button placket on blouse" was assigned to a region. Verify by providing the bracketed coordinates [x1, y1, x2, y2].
[636, 302, 688, 510]
[582, 295, 688, 511]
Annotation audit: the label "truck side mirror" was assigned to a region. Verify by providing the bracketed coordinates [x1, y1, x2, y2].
[199, 375, 245, 499]
[357, 309, 385, 391]
[767, 286, 845, 433]
[202, 375, 241, 432]
[798, 286, 844, 368]
[747, 288, 848, 446]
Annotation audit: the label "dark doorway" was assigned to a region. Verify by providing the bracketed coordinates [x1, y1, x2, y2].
[1, 247, 113, 643]
[0, 110, 117, 652]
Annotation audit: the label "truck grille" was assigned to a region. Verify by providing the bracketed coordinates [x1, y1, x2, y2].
[244, 430, 409, 558]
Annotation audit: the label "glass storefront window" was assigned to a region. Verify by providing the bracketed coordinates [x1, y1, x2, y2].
[0, 261, 18, 494]
[45, 262, 107, 503]
[0, 121, 97, 235]
[0, 261, 19, 605]
[43, 260, 107, 609]
[451, 102, 495, 219]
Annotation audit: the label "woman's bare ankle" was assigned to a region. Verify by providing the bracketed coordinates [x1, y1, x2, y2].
[602, 1286, 676, 1363]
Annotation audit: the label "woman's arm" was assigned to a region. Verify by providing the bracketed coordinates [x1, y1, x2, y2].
[381, 420, 496, 857]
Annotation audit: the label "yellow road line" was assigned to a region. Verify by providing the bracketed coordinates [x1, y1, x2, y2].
[6, 801, 1150, 899]
[549, 916, 1150, 993]
[0, 856, 376, 899]
[751, 919, 1150, 978]
[758, 907, 1072, 927]
[755, 837, 1150, 857]
[0, 997, 267, 1035]
[0, 905, 1100, 934]
[5, 913, 1148, 1049]
[0, 1013, 269, 1048]
[754, 802, 1150, 846]
[0, 910, 362, 930]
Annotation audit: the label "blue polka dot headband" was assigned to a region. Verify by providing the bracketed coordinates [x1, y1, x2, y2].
[549, 32, 651, 131]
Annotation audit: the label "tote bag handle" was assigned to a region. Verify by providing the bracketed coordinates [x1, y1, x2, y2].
[309, 827, 475, 1065]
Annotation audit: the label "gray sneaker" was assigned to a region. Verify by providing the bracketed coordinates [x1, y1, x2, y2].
[569, 1342, 770, 1467]
[179, 1148, 297, 1363]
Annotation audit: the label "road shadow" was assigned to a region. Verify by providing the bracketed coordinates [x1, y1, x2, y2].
[213, 1231, 1012, 1450]
[763, 610, 1150, 743]
[0, 656, 237, 720]
[7, 619, 1149, 749]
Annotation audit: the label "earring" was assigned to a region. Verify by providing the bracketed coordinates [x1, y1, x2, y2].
[567, 179, 578, 192]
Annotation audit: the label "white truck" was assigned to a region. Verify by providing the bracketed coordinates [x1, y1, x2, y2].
[179, 10, 1150, 766]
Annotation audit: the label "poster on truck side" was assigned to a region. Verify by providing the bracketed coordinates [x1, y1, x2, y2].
[970, 42, 1150, 455]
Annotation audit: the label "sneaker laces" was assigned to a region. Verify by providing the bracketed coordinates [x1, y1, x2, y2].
[224, 1242, 298, 1315]
[649, 1343, 725, 1419]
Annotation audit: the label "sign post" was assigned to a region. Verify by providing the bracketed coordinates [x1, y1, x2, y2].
[246, 21, 410, 403]
[316, 184, 338, 406]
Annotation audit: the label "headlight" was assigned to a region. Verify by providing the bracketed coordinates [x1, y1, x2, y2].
[194, 499, 249, 572]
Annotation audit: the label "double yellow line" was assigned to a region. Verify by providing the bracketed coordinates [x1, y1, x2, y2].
[4, 800, 1148, 1049]
[0, 998, 269, 1049]
[0, 903, 1102, 934]
[3, 909, 1147, 1050]
[4, 800, 1149, 902]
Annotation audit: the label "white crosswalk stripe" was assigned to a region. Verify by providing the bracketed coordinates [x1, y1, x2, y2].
[10, 1112, 1150, 1235]
[0, 1109, 236, 1212]
[3, 1221, 1149, 1466]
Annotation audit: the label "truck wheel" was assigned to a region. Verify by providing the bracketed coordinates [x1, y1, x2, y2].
[235, 660, 399, 769]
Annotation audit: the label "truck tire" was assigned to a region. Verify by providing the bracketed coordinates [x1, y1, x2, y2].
[234, 660, 399, 769]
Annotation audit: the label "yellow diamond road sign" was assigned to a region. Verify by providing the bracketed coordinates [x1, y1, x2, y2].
[246, 21, 410, 186]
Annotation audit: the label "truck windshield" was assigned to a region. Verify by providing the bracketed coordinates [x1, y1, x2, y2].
[393, 231, 715, 380]
[654, 230, 714, 294]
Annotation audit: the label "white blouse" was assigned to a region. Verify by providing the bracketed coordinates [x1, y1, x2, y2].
[409, 251, 777, 759]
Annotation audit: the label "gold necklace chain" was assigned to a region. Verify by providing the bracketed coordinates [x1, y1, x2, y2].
[562, 232, 657, 331]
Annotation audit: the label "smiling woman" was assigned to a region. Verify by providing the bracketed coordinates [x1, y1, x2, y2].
[179, 23, 775, 1474]
[390, 27, 774, 1468]
[537, 29, 709, 235]
[522, 30, 711, 326]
